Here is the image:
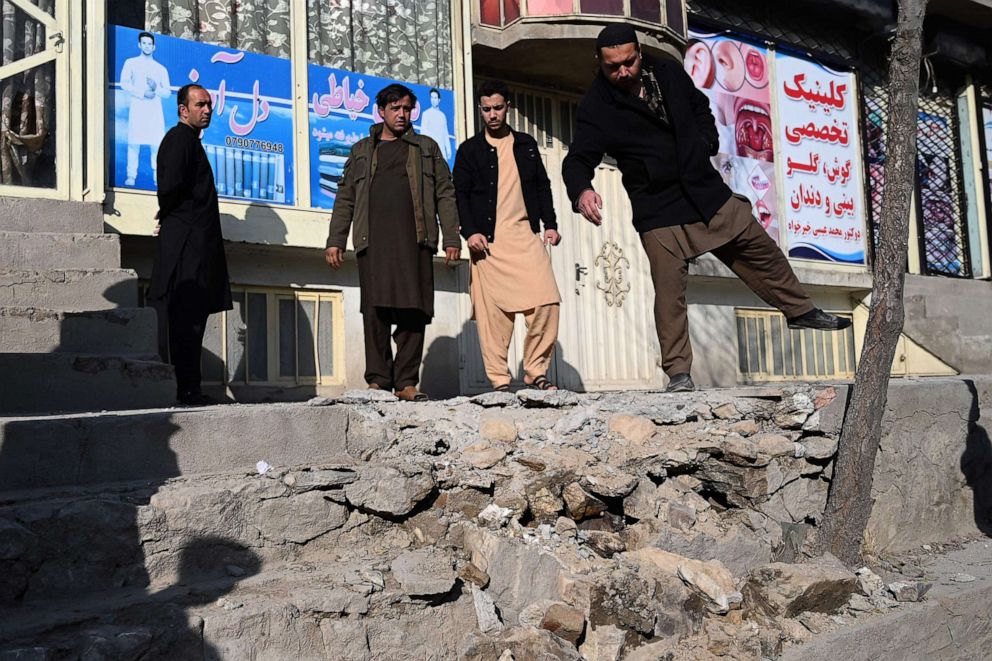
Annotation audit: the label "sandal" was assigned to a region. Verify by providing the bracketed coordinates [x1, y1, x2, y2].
[395, 386, 429, 402]
[493, 384, 511, 392]
[527, 376, 558, 391]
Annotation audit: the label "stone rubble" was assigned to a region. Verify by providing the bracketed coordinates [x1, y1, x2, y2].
[0, 384, 962, 660]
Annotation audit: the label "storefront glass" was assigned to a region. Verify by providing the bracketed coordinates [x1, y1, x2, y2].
[0, 0, 58, 189]
[105, 1, 456, 213]
[306, 0, 455, 210]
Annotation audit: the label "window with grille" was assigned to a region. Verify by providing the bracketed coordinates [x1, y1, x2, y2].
[735, 308, 855, 382]
[141, 284, 345, 386]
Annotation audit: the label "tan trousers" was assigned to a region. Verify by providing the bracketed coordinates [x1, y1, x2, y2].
[475, 297, 560, 388]
[641, 197, 814, 378]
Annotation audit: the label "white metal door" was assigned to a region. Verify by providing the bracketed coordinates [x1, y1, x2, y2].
[549, 97, 663, 392]
[458, 86, 663, 393]
[0, 0, 69, 199]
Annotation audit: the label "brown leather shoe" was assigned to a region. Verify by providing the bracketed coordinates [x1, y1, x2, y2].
[394, 386, 429, 402]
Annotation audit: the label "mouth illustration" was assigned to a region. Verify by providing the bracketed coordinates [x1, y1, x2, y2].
[755, 198, 773, 229]
[744, 48, 767, 86]
[734, 99, 773, 161]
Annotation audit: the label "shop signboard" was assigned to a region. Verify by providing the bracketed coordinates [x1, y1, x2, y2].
[775, 52, 867, 264]
[685, 31, 779, 244]
[307, 66, 456, 209]
[108, 25, 295, 205]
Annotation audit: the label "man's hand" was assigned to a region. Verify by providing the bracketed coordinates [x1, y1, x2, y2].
[467, 233, 489, 254]
[152, 211, 160, 237]
[543, 229, 561, 246]
[577, 189, 604, 226]
[325, 246, 344, 269]
[444, 247, 461, 267]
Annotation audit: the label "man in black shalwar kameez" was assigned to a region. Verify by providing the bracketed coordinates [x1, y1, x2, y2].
[150, 84, 232, 406]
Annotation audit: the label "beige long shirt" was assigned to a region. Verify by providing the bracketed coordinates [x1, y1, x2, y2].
[470, 133, 560, 313]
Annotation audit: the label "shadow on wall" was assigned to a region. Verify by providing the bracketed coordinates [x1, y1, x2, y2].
[962, 380, 992, 537]
[0, 413, 261, 657]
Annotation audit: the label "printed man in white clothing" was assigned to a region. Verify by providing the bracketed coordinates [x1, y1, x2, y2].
[420, 88, 452, 161]
[120, 31, 171, 186]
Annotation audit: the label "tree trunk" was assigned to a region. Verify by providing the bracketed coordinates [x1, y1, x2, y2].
[816, 0, 928, 566]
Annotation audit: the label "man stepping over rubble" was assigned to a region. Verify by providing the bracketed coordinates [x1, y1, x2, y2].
[563, 24, 851, 393]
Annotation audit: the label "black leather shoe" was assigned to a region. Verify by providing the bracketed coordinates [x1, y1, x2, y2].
[177, 391, 215, 407]
[665, 373, 695, 393]
[787, 308, 852, 331]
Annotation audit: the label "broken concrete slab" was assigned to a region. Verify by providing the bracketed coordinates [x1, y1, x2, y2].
[344, 465, 435, 518]
[390, 548, 457, 597]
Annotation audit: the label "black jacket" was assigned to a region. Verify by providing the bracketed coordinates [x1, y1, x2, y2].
[562, 53, 733, 233]
[150, 122, 232, 314]
[453, 129, 557, 242]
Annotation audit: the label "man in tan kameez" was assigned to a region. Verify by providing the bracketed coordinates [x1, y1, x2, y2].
[453, 80, 562, 391]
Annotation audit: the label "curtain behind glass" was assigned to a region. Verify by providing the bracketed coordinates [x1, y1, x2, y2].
[0, 0, 56, 187]
[144, 1, 452, 88]
[145, 0, 292, 58]
[307, 0, 453, 88]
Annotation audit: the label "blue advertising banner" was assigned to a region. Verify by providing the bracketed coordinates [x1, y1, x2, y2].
[108, 25, 295, 205]
[308, 65, 456, 209]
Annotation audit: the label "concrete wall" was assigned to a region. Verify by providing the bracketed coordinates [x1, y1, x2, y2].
[902, 274, 992, 374]
[819, 376, 992, 554]
[121, 237, 467, 398]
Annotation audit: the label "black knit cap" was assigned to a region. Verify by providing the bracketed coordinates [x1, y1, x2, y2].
[595, 23, 639, 50]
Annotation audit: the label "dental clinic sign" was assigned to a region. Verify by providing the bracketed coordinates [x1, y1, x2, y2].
[775, 53, 866, 264]
[685, 30, 868, 265]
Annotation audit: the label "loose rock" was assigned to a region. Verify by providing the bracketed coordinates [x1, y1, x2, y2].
[608, 414, 656, 443]
[517, 389, 579, 408]
[744, 561, 857, 617]
[540, 603, 586, 646]
[563, 483, 607, 521]
[480, 416, 518, 443]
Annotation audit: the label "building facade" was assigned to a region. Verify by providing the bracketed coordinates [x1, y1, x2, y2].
[1, 0, 990, 400]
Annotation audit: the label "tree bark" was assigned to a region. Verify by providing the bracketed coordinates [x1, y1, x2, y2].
[816, 0, 928, 566]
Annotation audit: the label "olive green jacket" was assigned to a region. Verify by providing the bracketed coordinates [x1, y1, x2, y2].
[325, 124, 460, 254]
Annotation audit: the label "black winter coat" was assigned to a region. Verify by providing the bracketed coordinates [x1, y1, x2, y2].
[149, 122, 232, 314]
[453, 129, 557, 242]
[562, 53, 733, 233]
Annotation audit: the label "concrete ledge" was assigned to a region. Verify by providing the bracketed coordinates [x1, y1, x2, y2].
[782, 541, 992, 661]
[0, 404, 364, 492]
[0, 232, 120, 270]
[0, 269, 138, 310]
[0, 198, 104, 234]
[0, 354, 175, 415]
[0, 307, 158, 354]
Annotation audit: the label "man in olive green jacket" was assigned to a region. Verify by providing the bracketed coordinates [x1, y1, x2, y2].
[325, 84, 460, 402]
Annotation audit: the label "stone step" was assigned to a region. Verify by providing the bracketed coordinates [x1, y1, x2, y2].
[0, 402, 369, 493]
[0, 307, 158, 354]
[0, 353, 176, 416]
[0, 197, 105, 233]
[0, 269, 139, 310]
[0, 231, 120, 270]
[0, 561, 473, 660]
[0, 468, 361, 606]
